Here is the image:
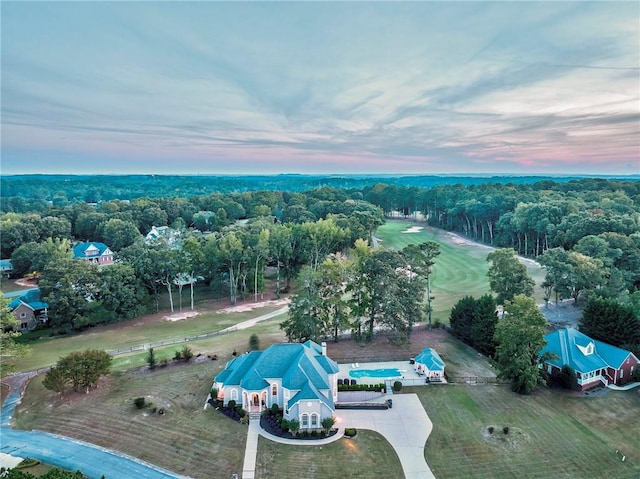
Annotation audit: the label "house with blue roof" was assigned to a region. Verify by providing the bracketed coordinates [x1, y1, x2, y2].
[540, 328, 639, 390]
[0, 259, 13, 278]
[6, 289, 49, 331]
[212, 340, 339, 430]
[413, 348, 446, 382]
[73, 242, 114, 266]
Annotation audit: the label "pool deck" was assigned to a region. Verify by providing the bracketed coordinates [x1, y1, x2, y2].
[338, 360, 422, 385]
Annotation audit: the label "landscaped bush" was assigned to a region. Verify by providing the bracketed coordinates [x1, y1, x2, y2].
[503, 426, 510, 434]
[488, 426, 494, 434]
[338, 382, 385, 392]
[134, 397, 146, 409]
[227, 399, 236, 410]
[344, 427, 357, 437]
[393, 381, 402, 392]
[271, 403, 280, 415]
[210, 388, 218, 400]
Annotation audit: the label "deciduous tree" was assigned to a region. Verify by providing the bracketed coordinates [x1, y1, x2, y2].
[487, 248, 534, 304]
[494, 295, 547, 394]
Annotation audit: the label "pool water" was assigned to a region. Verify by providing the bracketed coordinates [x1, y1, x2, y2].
[349, 368, 402, 379]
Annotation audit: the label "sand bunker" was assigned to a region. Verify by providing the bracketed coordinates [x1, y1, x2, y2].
[164, 311, 199, 322]
[402, 226, 424, 233]
[218, 298, 290, 314]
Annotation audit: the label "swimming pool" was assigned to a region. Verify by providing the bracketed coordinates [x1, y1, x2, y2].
[349, 368, 403, 379]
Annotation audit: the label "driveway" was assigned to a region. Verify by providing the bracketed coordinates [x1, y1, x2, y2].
[1, 375, 190, 479]
[335, 394, 435, 479]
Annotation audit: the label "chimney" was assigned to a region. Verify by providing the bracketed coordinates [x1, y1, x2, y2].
[321, 342, 327, 356]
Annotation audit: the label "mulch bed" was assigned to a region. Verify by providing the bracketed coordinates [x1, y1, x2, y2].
[260, 412, 338, 440]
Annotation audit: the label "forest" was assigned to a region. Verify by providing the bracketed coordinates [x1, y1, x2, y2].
[1, 176, 639, 356]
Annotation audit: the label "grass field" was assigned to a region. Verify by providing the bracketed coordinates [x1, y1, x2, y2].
[255, 431, 404, 479]
[9, 305, 287, 372]
[375, 220, 546, 324]
[412, 384, 640, 479]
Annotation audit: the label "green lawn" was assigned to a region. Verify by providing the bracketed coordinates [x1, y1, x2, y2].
[375, 220, 546, 324]
[411, 385, 640, 479]
[10, 307, 287, 372]
[255, 431, 404, 479]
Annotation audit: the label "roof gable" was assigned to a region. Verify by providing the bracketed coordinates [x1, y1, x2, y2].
[73, 242, 112, 258]
[8, 289, 48, 311]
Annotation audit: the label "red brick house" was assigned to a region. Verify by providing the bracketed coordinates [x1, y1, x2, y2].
[541, 328, 639, 390]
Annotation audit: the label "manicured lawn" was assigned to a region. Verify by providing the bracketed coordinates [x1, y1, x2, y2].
[375, 220, 546, 324]
[10, 306, 287, 372]
[255, 431, 404, 479]
[411, 384, 640, 479]
[13, 361, 247, 479]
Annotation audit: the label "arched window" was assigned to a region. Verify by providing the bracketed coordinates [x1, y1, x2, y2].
[310, 413, 318, 427]
[230, 389, 238, 401]
[301, 413, 309, 428]
[272, 383, 277, 396]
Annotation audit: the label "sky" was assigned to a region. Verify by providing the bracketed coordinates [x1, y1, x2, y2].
[1, 1, 639, 176]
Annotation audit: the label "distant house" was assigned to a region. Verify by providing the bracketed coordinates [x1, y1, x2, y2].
[540, 328, 639, 390]
[0, 259, 13, 278]
[73, 242, 114, 266]
[413, 348, 446, 382]
[6, 289, 48, 331]
[213, 340, 339, 430]
[145, 226, 181, 248]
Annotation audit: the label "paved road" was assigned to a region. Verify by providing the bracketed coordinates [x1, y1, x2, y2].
[0, 375, 191, 479]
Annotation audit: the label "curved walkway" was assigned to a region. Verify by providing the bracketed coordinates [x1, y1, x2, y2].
[0, 374, 190, 478]
[241, 393, 435, 479]
[607, 381, 640, 391]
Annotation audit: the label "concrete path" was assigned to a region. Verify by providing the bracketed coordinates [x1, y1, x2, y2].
[336, 394, 435, 479]
[607, 381, 640, 391]
[241, 419, 260, 479]
[219, 306, 288, 334]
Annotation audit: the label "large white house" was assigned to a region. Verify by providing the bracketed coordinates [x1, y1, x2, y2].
[212, 340, 339, 429]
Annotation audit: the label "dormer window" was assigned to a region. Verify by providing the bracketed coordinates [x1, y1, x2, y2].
[576, 341, 594, 356]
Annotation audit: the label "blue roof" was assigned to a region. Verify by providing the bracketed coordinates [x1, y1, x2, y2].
[8, 289, 48, 311]
[414, 348, 446, 371]
[541, 328, 636, 373]
[215, 340, 338, 406]
[0, 259, 13, 269]
[73, 242, 111, 258]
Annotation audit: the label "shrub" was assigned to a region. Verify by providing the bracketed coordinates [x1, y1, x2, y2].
[393, 381, 402, 392]
[237, 407, 246, 417]
[159, 358, 168, 367]
[321, 416, 336, 435]
[134, 397, 146, 409]
[173, 350, 182, 361]
[181, 345, 194, 362]
[488, 426, 494, 434]
[548, 364, 577, 390]
[227, 399, 236, 410]
[150, 407, 157, 414]
[146, 347, 157, 369]
[288, 418, 300, 436]
[344, 427, 357, 437]
[271, 403, 280, 415]
[249, 333, 260, 351]
[240, 415, 249, 425]
[232, 349, 237, 357]
[503, 426, 509, 434]
[210, 388, 218, 400]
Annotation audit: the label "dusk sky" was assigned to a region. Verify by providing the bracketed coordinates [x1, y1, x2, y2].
[2, 2, 639, 175]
